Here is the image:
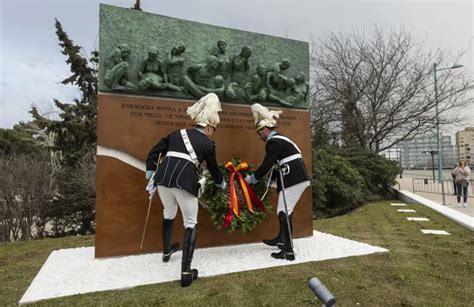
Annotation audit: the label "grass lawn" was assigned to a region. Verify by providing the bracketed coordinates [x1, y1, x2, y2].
[1, 200, 473, 306]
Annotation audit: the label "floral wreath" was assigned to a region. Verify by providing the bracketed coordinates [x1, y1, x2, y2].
[200, 158, 272, 233]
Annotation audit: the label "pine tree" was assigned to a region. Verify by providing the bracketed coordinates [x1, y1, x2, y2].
[31, 19, 98, 166]
[0, 125, 40, 155]
[28, 19, 98, 235]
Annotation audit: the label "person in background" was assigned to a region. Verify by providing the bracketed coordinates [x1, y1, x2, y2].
[452, 164, 458, 195]
[452, 160, 471, 208]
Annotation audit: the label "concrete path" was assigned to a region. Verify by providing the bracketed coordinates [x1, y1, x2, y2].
[395, 190, 473, 230]
[397, 172, 474, 216]
[394, 171, 474, 230]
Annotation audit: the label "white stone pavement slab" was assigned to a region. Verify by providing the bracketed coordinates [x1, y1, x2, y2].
[390, 203, 407, 206]
[406, 217, 430, 222]
[396, 190, 474, 230]
[421, 229, 450, 235]
[398, 209, 416, 213]
[19, 231, 387, 305]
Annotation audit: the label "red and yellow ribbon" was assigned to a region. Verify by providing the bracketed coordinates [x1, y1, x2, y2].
[223, 161, 265, 228]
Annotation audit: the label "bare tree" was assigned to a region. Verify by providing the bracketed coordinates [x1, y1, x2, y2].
[52, 147, 96, 235]
[22, 122, 63, 188]
[310, 27, 473, 152]
[0, 154, 55, 241]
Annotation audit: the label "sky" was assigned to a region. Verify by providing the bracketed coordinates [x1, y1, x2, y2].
[1, 0, 473, 138]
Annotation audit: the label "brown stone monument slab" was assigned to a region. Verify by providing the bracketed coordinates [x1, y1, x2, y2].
[95, 93, 313, 258]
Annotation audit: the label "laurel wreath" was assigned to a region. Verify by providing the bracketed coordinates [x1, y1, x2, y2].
[200, 159, 272, 233]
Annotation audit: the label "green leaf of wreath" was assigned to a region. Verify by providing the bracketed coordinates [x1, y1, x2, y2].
[200, 158, 273, 233]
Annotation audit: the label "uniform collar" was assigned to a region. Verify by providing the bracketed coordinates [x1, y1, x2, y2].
[266, 131, 278, 142]
[194, 127, 206, 135]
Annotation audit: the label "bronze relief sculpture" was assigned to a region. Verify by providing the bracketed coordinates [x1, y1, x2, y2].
[104, 43, 137, 91]
[101, 42, 307, 107]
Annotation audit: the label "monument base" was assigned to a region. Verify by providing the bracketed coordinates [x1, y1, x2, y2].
[95, 93, 313, 257]
[20, 231, 388, 304]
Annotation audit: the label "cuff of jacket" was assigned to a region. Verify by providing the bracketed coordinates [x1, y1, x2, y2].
[146, 170, 155, 179]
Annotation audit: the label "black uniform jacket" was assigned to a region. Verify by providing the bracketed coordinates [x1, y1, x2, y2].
[146, 129, 223, 197]
[253, 133, 310, 192]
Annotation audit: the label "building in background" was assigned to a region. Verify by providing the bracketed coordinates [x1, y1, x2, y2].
[392, 134, 457, 170]
[455, 127, 474, 164]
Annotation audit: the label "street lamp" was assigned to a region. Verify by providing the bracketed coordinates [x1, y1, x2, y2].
[433, 63, 463, 205]
[398, 148, 403, 179]
[422, 150, 438, 182]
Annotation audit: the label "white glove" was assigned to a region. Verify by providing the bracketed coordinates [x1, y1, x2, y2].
[270, 180, 277, 188]
[245, 174, 257, 184]
[198, 176, 207, 189]
[146, 180, 157, 199]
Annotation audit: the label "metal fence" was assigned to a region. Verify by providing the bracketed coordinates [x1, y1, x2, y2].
[403, 170, 453, 180]
[412, 178, 474, 198]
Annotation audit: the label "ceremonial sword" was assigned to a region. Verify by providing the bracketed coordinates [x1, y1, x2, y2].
[275, 163, 294, 250]
[140, 152, 162, 250]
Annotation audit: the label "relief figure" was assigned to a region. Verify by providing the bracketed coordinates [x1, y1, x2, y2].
[212, 40, 231, 80]
[267, 59, 296, 106]
[183, 55, 220, 98]
[104, 43, 137, 91]
[231, 45, 252, 87]
[137, 46, 182, 92]
[167, 43, 186, 87]
[246, 64, 268, 102]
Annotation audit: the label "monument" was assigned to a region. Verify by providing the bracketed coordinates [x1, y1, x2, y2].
[96, 4, 313, 258]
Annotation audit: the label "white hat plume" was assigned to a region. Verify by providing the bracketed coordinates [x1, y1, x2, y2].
[187, 93, 222, 128]
[251, 103, 282, 130]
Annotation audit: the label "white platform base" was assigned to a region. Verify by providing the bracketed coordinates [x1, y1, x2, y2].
[20, 230, 388, 305]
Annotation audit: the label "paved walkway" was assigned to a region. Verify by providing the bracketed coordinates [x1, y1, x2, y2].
[396, 176, 474, 216]
[394, 172, 473, 230]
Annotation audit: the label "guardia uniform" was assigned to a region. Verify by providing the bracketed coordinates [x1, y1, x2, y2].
[249, 131, 310, 215]
[145, 93, 225, 287]
[247, 103, 310, 261]
[147, 128, 223, 200]
[253, 132, 310, 202]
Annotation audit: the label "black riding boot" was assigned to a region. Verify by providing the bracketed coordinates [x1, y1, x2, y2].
[277, 213, 293, 249]
[181, 224, 199, 287]
[162, 219, 180, 262]
[263, 212, 293, 246]
[271, 212, 295, 261]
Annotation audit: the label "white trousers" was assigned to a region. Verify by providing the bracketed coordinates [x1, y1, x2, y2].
[157, 186, 198, 228]
[277, 180, 310, 215]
